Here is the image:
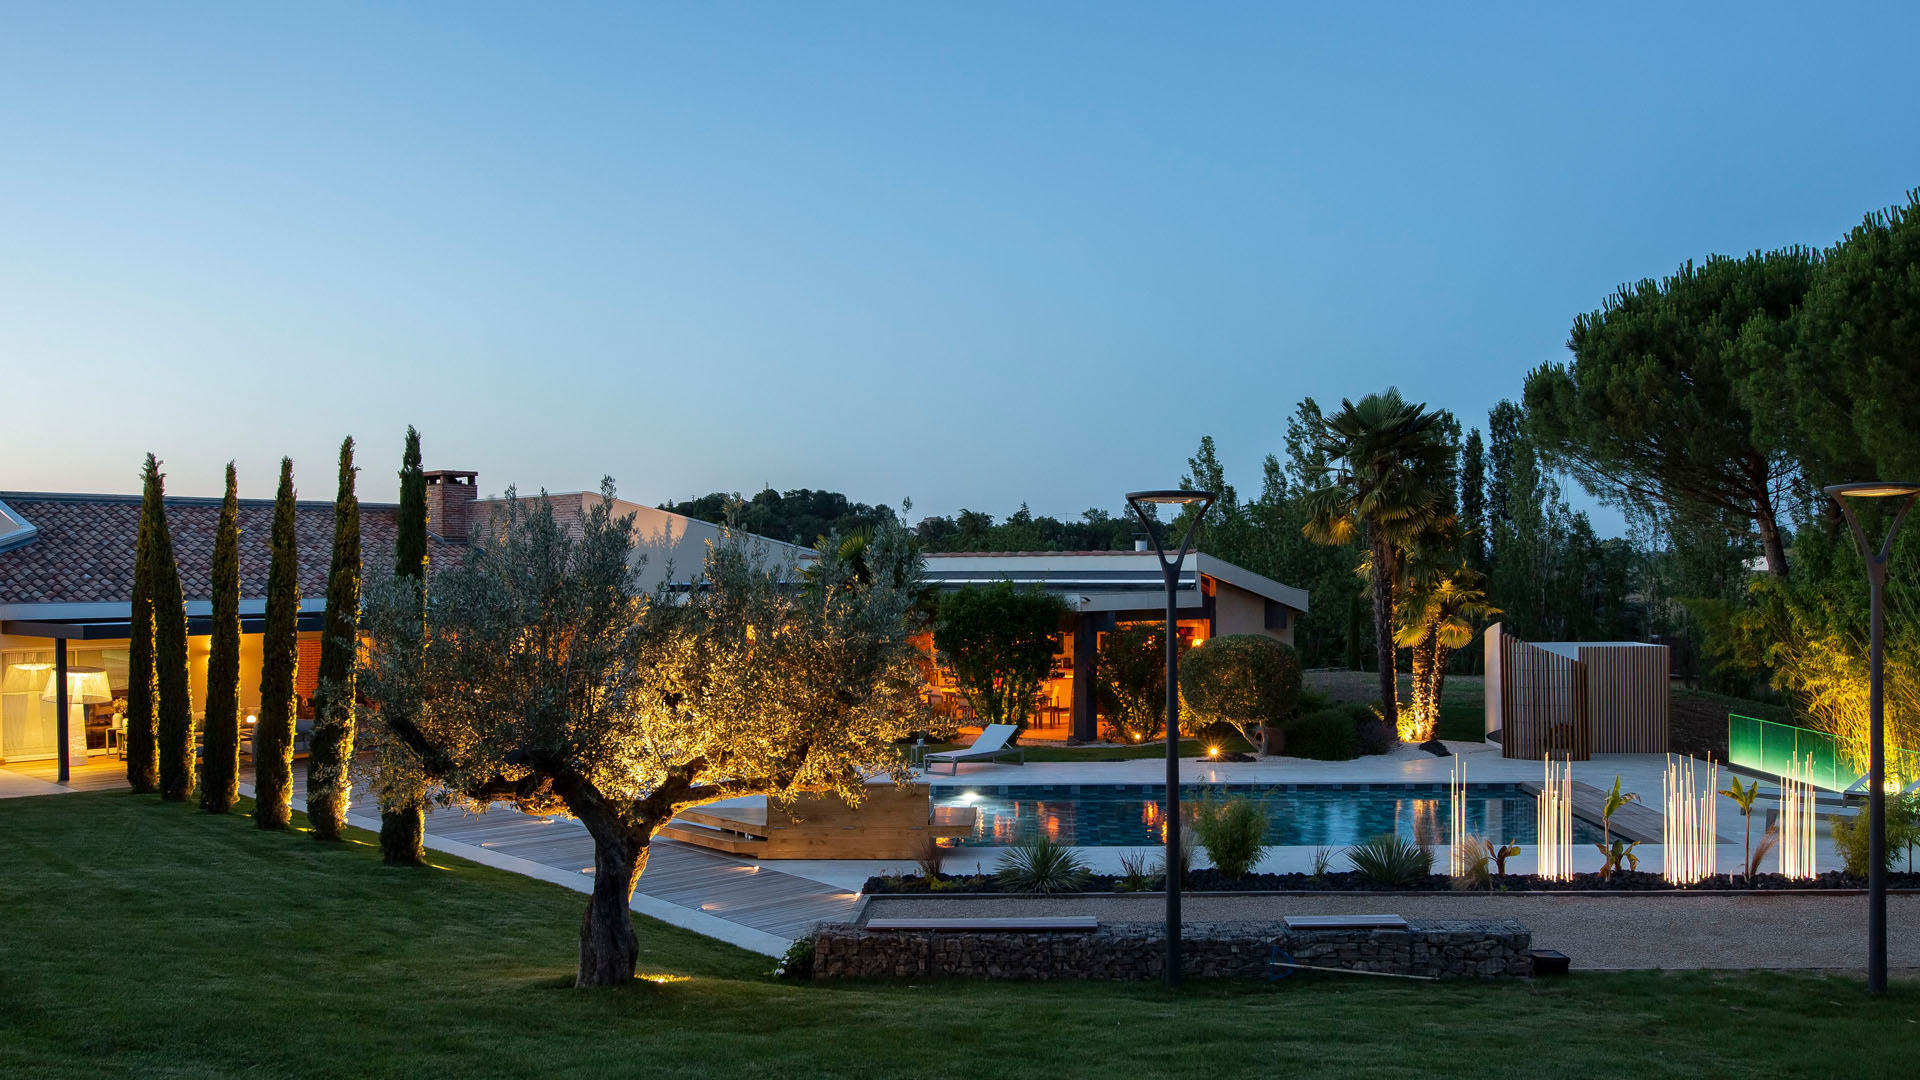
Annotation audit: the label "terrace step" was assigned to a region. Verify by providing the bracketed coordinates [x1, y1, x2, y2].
[655, 820, 767, 855]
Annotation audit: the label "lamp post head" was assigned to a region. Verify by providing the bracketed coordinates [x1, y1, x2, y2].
[1825, 482, 1920, 500]
[1126, 489, 1218, 507]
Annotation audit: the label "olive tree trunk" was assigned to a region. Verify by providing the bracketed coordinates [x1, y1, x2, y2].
[577, 830, 650, 988]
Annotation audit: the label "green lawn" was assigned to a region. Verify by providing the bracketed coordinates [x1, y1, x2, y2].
[5, 792, 1917, 1079]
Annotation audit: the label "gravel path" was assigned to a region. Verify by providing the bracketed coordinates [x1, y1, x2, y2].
[861, 891, 1920, 971]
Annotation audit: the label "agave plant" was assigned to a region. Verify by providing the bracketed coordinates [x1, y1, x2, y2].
[996, 834, 1091, 894]
[1346, 833, 1434, 888]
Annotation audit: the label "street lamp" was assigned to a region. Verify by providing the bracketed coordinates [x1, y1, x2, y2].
[1825, 480, 1920, 996]
[1125, 487, 1217, 988]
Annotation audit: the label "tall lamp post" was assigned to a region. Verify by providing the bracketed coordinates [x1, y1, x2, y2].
[1825, 480, 1920, 997]
[1125, 488, 1216, 989]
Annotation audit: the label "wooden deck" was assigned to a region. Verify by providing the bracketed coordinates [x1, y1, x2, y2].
[1, 757, 137, 793]
[0, 755, 858, 944]
[430, 804, 860, 941]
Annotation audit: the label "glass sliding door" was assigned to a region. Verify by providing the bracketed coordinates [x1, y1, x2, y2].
[1, 650, 60, 762]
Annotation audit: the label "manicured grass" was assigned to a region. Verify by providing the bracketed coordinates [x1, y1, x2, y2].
[1436, 699, 1485, 742]
[5, 792, 1917, 1079]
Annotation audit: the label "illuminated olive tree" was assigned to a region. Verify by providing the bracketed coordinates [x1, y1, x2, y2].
[360, 482, 927, 987]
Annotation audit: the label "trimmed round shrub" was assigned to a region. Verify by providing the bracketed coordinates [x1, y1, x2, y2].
[1178, 635, 1302, 750]
[1285, 705, 1362, 760]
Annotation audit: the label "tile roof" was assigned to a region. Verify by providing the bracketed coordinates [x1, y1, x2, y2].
[0, 492, 463, 607]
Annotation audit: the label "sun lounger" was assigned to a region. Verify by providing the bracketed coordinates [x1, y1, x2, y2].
[923, 723, 1024, 774]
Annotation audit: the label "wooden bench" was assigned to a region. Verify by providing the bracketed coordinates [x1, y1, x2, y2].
[1281, 914, 1409, 931]
[862, 916, 1099, 932]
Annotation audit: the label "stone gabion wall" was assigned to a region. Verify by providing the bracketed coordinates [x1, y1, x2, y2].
[811, 919, 1532, 981]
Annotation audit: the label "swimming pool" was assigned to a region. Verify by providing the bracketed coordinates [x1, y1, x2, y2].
[931, 783, 1607, 848]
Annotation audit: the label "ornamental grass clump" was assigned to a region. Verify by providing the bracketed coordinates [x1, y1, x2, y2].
[1191, 796, 1268, 879]
[996, 834, 1091, 894]
[1346, 833, 1433, 888]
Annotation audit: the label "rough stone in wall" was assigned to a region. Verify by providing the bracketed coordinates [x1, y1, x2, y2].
[810, 919, 1533, 981]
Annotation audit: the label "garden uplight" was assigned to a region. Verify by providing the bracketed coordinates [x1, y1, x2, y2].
[1207, 745, 1220, 758]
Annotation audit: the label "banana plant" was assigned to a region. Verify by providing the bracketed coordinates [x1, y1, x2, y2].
[1592, 775, 1641, 880]
[1595, 839, 1640, 881]
[1491, 841, 1520, 877]
[1720, 776, 1762, 880]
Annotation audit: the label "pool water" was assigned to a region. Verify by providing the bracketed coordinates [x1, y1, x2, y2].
[931, 783, 1607, 848]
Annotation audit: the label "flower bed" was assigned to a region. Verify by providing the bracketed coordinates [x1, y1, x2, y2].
[863, 868, 1920, 895]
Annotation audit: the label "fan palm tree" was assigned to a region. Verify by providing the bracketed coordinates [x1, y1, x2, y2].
[1395, 565, 1499, 741]
[1302, 389, 1454, 734]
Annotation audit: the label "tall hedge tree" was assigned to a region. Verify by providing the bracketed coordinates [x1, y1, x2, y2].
[124, 456, 162, 793]
[1525, 249, 1816, 577]
[254, 458, 301, 830]
[150, 461, 195, 802]
[929, 580, 1068, 735]
[1778, 189, 1920, 487]
[308, 438, 362, 842]
[200, 463, 242, 813]
[379, 426, 430, 865]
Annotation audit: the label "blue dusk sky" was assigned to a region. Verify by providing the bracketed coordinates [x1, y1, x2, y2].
[2, 3, 1917, 536]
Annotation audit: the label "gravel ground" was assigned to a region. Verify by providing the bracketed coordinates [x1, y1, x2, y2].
[861, 891, 1920, 971]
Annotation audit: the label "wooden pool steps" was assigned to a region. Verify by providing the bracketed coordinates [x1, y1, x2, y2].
[661, 784, 978, 859]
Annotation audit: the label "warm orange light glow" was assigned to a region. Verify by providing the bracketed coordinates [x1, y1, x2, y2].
[1207, 745, 1220, 758]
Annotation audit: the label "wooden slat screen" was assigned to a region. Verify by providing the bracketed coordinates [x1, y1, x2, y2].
[1578, 644, 1670, 753]
[1487, 624, 1671, 758]
[1489, 623, 1590, 760]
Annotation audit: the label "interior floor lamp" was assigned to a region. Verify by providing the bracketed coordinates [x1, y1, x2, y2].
[1125, 488, 1216, 989]
[1825, 480, 1920, 996]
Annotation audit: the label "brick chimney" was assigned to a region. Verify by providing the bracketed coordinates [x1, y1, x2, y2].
[423, 470, 478, 542]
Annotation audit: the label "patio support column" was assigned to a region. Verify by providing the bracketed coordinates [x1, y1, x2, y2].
[1070, 612, 1101, 743]
[55, 638, 70, 783]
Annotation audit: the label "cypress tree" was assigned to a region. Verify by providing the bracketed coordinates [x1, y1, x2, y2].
[254, 458, 301, 830]
[151, 461, 194, 802]
[200, 463, 242, 813]
[380, 426, 429, 865]
[124, 456, 161, 794]
[308, 438, 362, 842]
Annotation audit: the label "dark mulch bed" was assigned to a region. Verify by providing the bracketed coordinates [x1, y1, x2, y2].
[866, 869, 1920, 896]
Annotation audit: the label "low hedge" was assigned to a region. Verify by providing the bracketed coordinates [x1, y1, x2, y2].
[1283, 702, 1396, 760]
